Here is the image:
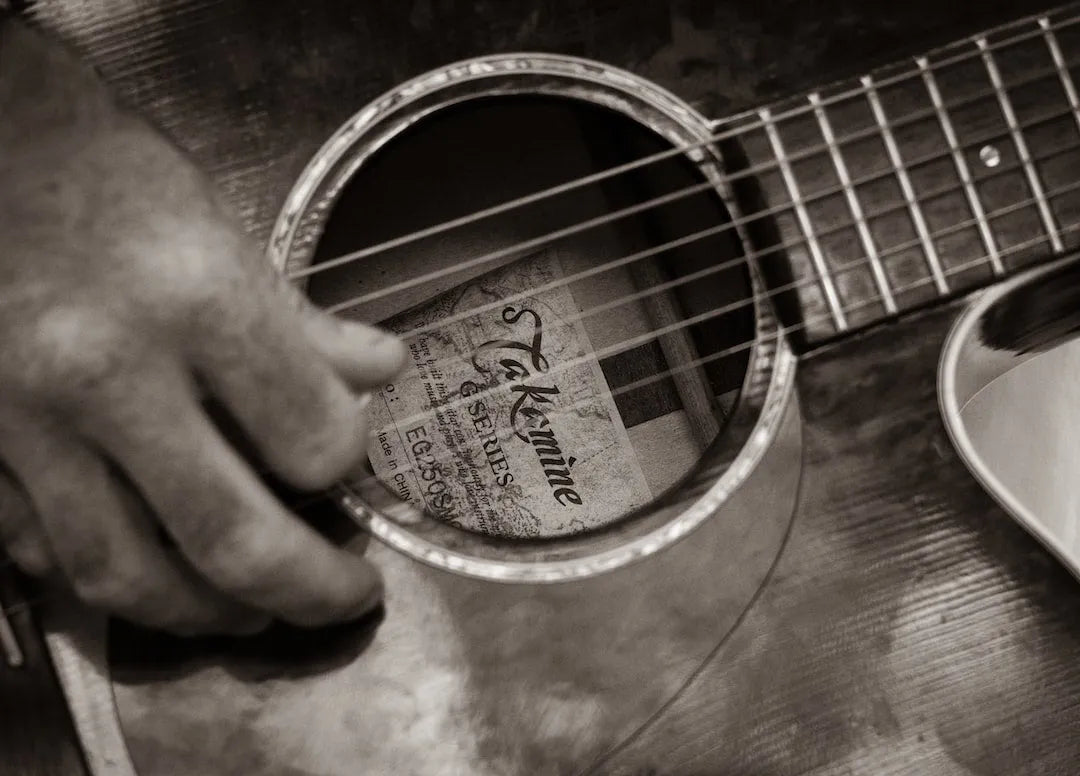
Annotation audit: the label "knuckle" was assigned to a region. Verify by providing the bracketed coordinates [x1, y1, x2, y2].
[172, 255, 245, 327]
[19, 307, 137, 399]
[167, 233, 261, 332]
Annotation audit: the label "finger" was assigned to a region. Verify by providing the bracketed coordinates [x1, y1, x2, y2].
[296, 298, 407, 389]
[185, 272, 382, 492]
[0, 407, 269, 635]
[270, 266, 406, 388]
[0, 461, 55, 577]
[79, 361, 383, 627]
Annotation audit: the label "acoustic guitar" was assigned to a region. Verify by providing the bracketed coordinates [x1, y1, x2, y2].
[6, 1, 1080, 774]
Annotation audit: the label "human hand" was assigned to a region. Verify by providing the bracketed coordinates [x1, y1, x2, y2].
[0, 22, 405, 634]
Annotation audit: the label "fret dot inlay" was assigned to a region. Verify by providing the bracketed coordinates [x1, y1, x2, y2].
[979, 144, 1002, 168]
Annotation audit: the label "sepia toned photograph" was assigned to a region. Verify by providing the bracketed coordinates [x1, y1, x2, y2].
[2, 1, 1079, 774]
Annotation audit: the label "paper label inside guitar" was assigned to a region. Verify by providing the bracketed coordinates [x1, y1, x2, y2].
[367, 251, 652, 537]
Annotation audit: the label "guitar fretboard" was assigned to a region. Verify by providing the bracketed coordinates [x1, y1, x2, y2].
[731, 6, 1080, 342]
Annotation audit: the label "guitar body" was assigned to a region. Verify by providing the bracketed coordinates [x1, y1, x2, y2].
[95, 300, 1080, 776]
[608, 297, 1080, 774]
[6, 1, 1080, 774]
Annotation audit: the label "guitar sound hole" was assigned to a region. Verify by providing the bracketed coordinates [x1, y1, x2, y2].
[305, 95, 754, 539]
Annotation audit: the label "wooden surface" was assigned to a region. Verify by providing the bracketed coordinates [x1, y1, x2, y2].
[5, 1, 1080, 774]
[599, 301, 1080, 774]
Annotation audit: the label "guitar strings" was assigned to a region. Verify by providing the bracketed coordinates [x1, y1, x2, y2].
[287, 14, 1080, 286]
[327, 171, 1080, 496]
[0, 207, 1074, 612]
[333, 212, 1080, 501]
[0, 209, 1077, 622]
[340, 137, 1079, 343]
[429, 170, 1080, 356]
[331, 143, 1080, 407]
[319, 98, 1080, 317]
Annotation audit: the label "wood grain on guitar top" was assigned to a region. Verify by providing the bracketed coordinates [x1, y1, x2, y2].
[599, 301, 1080, 774]
[6, 1, 1080, 774]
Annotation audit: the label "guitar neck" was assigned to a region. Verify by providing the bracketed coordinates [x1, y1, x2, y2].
[732, 6, 1080, 344]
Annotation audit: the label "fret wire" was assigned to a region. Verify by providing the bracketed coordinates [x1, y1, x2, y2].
[978, 36, 1064, 252]
[759, 107, 849, 331]
[0, 601, 23, 668]
[551, 162, 1080, 344]
[861, 74, 949, 295]
[1040, 17, 1080, 138]
[331, 109, 1080, 324]
[6, 11, 1080, 644]
[3, 215, 1078, 623]
[918, 55, 1005, 275]
[809, 92, 898, 313]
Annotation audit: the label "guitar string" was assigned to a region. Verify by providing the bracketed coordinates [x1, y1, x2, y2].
[288, 13, 1080, 284]
[319, 98, 1080, 316]
[326, 167, 1080, 496]
[3, 5, 1080, 666]
[327, 143, 1080, 414]
[271, 162, 1080, 504]
[243, 134, 1058, 516]
[287, 211, 1080, 512]
[2, 7, 1079, 697]
[420, 171, 1080, 356]
[351, 253, 1080, 500]
[345, 138, 1078, 343]
[0, 211, 1077, 621]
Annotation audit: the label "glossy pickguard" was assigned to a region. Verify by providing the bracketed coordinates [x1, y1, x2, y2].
[941, 257, 1080, 582]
